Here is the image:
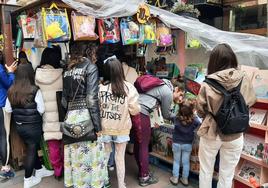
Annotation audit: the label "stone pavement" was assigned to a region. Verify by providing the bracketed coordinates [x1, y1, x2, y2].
[0, 155, 198, 188]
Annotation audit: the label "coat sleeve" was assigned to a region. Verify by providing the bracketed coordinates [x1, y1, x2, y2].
[0, 65, 14, 89]
[128, 84, 140, 116]
[196, 84, 209, 118]
[86, 64, 101, 132]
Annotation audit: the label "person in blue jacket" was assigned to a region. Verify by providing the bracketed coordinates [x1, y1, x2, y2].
[0, 50, 17, 179]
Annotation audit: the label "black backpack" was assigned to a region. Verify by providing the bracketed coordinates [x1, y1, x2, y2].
[204, 78, 249, 135]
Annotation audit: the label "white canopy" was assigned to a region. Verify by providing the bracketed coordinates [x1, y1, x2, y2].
[62, 0, 268, 68]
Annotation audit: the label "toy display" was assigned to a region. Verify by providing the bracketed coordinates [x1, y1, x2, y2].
[42, 3, 71, 42]
[98, 18, 120, 44]
[120, 17, 140, 45]
[71, 11, 98, 41]
[156, 23, 172, 47]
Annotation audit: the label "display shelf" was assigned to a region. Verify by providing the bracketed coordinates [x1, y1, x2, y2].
[250, 124, 268, 131]
[150, 152, 173, 164]
[234, 175, 254, 188]
[240, 153, 268, 169]
[256, 98, 268, 104]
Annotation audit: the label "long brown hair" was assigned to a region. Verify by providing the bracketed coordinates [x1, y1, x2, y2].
[8, 64, 37, 106]
[103, 57, 127, 98]
[207, 43, 238, 75]
[177, 99, 195, 126]
[68, 42, 98, 70]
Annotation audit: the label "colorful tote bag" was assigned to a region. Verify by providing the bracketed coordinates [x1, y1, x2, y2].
[120, 17, 140, 45]
[98, 18, 120, 44]
[42, 3, 71, 42]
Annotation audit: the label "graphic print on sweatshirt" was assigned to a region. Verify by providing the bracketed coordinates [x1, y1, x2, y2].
[64, 68, 86, 81]
[99, 90, 126, 121]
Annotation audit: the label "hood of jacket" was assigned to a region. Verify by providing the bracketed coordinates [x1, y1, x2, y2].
[207, 68, 244, 91]
[35, 65, 63, 85]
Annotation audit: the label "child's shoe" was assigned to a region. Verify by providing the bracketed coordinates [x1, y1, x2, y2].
[169, 176, 178, 185]
[180, 177, 189, 186]
[35, 166, 54, 178]
[24, 176, 41, 188]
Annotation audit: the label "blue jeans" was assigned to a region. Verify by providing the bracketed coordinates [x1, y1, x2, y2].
[172, 143, 192, 178]
[108, 143, 115, 167]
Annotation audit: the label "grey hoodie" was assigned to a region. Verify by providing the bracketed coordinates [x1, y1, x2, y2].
[139, 79, 173, 119]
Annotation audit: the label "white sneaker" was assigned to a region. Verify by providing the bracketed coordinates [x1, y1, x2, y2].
[24, 176, 41, 188]
[35, 166, 54, 178]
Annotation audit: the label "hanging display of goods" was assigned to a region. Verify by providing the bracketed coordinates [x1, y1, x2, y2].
[71, 11, 98, 41]
[34, 12, 47, 48]
[137, 3, 150, 24]
[139, 19, 157, 44]
[156, 23, 173, 47]
[120, 17, 140, 45]
[42, 3, 71, 42]
[98, 18, 120, 44]
[17, 13, 36, 39]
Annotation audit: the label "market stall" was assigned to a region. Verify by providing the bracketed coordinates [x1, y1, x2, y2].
[10, 0, 268, 187]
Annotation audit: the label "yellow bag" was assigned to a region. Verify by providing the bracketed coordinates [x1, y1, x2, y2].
[42, 3, 71, 42]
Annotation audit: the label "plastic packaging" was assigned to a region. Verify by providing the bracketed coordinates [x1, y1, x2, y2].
[98, 18, 120, 44]
[71, 11, 98, 41]
[156, 23, 172, 47]
[120, 17, 140, 45]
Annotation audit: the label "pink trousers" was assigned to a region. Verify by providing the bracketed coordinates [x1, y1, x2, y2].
[47, 140, 63, 177]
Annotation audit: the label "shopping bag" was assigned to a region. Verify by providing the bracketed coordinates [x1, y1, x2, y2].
[120, 17, 140, 45]
[156, 23, 172, 47]
[42, 3, 71, 42]
[40, 136, 53, 170]
[98, 18, 120, 44]
[34, 12, 47, 48]
[71, 11, 98, 41]
[139, 20, 156, 44]
[17, 14, 36, 39]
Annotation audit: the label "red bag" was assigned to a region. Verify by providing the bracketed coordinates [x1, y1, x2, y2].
[134, 75, 164, 93]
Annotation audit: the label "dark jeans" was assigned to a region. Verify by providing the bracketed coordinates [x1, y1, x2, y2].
[0, 108, 8, 166]
[15, 122, 42, 178]
[133, 113, 151, 178]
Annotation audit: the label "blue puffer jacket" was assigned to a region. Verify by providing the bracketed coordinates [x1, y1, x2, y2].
[0, 64, 15, 107]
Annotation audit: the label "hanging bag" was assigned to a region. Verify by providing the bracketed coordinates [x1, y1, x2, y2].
[17, 13, 36, 39]
[156, 23, 172, 47]
[139, 20, 156, 44]
[71, 11, 98, 41]
[42, 3, 71, 42]
[120, 17, 140, 45]
[34, 12, 47, 48]
[98, 18, 120, 44]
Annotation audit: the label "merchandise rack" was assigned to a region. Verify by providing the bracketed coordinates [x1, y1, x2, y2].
[233, 99, 268, 188]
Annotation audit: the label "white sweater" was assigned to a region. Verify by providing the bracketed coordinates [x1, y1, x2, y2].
[35, 65, 63, 141]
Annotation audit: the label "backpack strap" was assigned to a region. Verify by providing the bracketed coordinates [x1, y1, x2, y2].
[204, 78, 229, 96]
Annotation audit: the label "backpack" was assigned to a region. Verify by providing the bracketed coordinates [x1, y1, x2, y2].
[204, 77, 249, 135]
[134, 75, 164, 93]
[134, 75, 165, 113]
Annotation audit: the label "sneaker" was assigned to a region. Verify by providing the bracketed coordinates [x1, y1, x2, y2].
[139, 174, 158, 187]
[108, 165, 115, 171]
[35, 166, 54, 178]
[180, 177, 189, 186]
[169, 176, 178, 185]
[24, 176, 41, 188]
[0, 169, 15, 179]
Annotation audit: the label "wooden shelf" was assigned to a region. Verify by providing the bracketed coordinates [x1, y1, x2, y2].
[250, 124, 268, 131]
[234, 175, 254, 188]
[241, 153, 268, 169]
[150, 152, 173, 164]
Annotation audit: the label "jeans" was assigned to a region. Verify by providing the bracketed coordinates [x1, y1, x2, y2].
[172, 143, 192, 179]
[108, 142, 115, 167]
[199, 135, 243, 188]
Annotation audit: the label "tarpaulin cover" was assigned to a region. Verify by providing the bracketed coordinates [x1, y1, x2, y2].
[62, 0, 268, 68]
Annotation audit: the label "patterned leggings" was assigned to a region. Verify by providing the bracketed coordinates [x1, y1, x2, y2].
[105, 142, 127, 188]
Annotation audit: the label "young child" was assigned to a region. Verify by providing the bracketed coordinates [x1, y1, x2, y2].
[169, 99, 201, 186]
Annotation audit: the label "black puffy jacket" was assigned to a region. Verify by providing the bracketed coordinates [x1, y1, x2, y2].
[12, 87, 42, 124]
[62, 58, 101, 133]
